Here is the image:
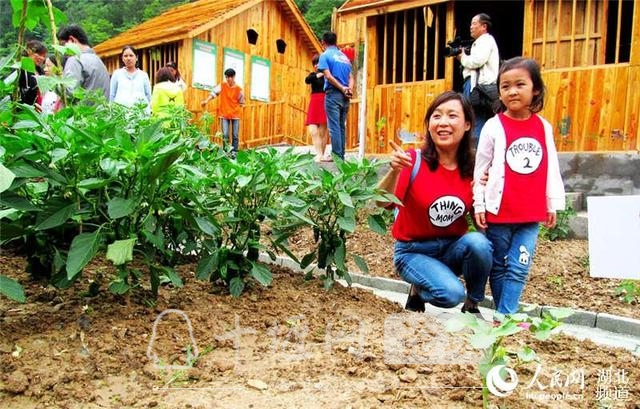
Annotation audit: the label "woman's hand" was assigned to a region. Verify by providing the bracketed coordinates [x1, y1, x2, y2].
[474, 212, 488, 229]
[389, 140, 413, 170]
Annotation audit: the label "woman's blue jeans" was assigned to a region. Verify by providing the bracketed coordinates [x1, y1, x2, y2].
[486, 223, 540, 314]
[393, 232, 493, 308]
[221, 118, 239, 152]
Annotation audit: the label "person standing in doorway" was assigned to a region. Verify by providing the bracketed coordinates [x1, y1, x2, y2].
[317, 31, 354, 161]
[201, 68, 245, 154]
[457, 13, 500, 143]
[57, 24, 110, 100]
[305, 54, 329, 162]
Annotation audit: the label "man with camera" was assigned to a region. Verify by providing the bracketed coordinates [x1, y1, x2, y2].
[456, 13, 500, 143]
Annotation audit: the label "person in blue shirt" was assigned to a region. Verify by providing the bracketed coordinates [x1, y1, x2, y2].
[317, 31, 354, 160]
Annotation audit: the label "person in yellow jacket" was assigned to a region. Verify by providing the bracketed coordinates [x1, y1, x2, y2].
[200, 68, 245, 153]
[151, 67, 184, 119]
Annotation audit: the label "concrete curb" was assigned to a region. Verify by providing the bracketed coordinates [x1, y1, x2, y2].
[261, 254, 640, 338]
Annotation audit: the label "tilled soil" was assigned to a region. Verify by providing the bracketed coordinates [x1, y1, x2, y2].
[0, 234, 638, 408]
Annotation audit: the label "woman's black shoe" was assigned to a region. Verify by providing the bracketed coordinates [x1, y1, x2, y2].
[461, 305, 481, 314]
[405, 285, 425, 312]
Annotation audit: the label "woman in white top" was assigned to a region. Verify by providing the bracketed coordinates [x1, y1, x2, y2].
[109, 45, 151, 113]
[41, 56, 63, 114]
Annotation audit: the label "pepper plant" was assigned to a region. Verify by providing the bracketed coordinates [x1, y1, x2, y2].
[445, 306, 573, 408]
[193, 147, 310, 297]
[276, 156, 398, 289]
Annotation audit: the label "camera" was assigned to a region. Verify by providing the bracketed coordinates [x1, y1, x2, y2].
[444, 37, 473, 57]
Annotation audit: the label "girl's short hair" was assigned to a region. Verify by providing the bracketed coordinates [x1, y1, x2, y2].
[311, 54, 319, 66]
[496, 57, 546, 113]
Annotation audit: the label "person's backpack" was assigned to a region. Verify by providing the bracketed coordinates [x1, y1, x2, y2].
[469, 83, 498, 113]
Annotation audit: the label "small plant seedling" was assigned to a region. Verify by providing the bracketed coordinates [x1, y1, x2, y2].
[614, 279, 640, 304]
[446, 306, 573, 408]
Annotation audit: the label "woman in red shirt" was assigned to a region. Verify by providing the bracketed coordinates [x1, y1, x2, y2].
[378, 91, 492, 313]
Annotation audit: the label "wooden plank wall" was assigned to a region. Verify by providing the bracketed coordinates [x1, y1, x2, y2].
[542, 65, 640, 152]
[353, 80, 445, 154]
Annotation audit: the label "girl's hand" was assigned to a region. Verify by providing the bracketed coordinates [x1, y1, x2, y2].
[389, 140, 413, 170]
[543, 212, 557, 228]
[474, 212, 487, 229]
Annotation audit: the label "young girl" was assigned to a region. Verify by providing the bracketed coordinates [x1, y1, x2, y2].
[472, 57, 565, 315]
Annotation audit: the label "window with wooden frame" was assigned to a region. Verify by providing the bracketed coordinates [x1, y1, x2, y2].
[531, 0, 634, 69]
[375, 4, 447, 85]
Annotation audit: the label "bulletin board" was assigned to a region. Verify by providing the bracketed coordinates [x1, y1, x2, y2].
[192, 39, 217, 91]
[223, 48, 245, 87]
[250, 56, 270, 102]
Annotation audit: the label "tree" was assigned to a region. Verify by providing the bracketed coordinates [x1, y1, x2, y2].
[296, 0, 347, 38]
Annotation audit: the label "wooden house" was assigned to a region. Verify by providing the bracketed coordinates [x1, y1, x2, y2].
[94, 0, 322, 148]
[333, 0, 640, 154]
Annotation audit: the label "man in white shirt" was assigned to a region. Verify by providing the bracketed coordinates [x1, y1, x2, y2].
[457, 13, 500, 143]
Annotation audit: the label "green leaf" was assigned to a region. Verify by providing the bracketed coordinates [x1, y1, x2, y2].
[250, 262, 273, 287]
[229, 276, 245, 297]
[159, 267, 183, 288]
[444, 317, 467, 333]
[469, 332, 497, 349]
[534, 329, 553, 341]
[77, 178, 108, 189]
[9, 161, 45, 178]
[0, 191, 39, 211]
[0, 275, 26, 303]
[337, 191, 354, 208]
[194, 217, 218, 236]
[492, 321, 523, 338]
[106, 238, 136, 266]
[148, 149, 183, 183]
[196, 254, 217, 280]
[546, 307, 574, 320]
[334, 242, 346, 271]
[337, 214, 356, 233]
[107, 197, 136, 219]
[237, 175, 252, 187]
[352, 254, 369, 273]
[0, 163, 15, 193]
[35, 203, 76, 231]
[517, 346, 537, 362]
[367, 214, 387, 234]
[109, 280, 130, 295]
[66, 229, 101, 280]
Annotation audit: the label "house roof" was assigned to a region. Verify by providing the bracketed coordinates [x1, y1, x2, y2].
[337, 0, 446, 17]
[94, 0, 321, 57]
